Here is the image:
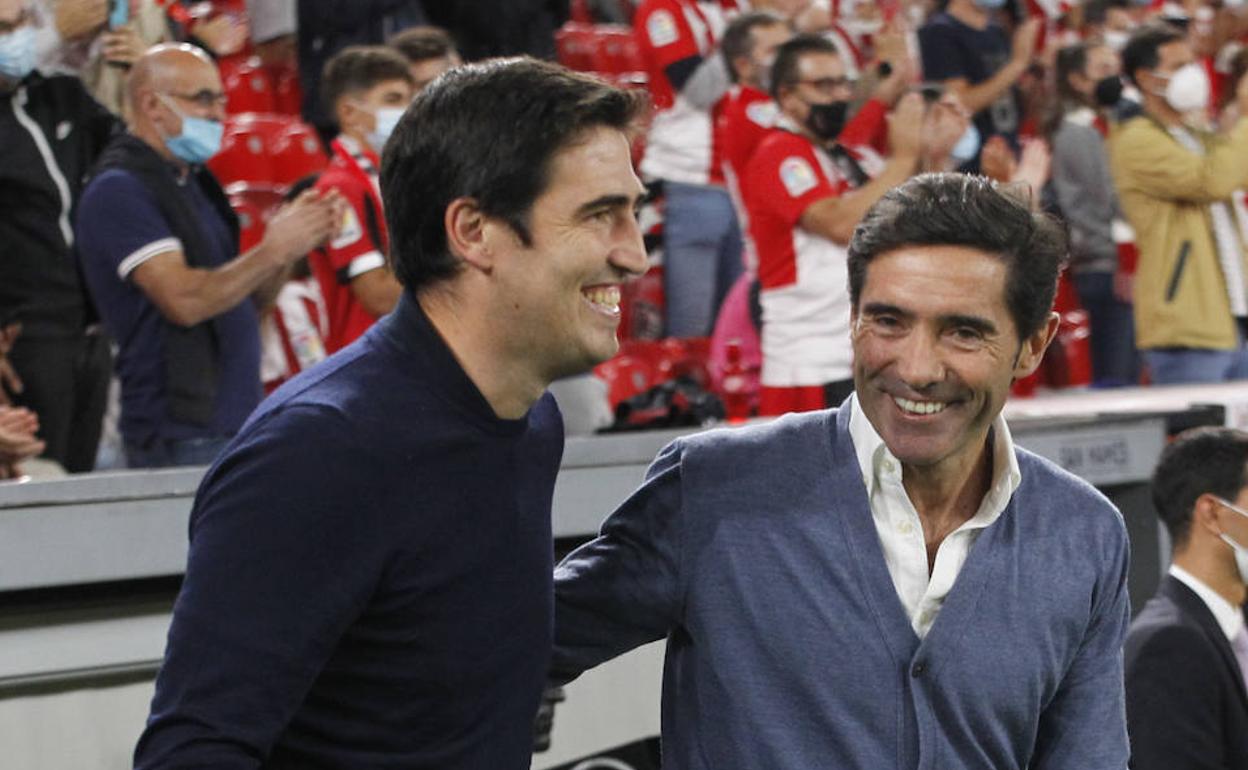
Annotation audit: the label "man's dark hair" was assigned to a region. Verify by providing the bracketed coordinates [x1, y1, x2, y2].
[1121, 22, 1184, 86]
[769, 33, 839, 101]
[847, 173, 1067, 340]
[721, 11, 787, 83]
[321, 46, 414, 112]
[381, 58, 647, 291]
[388, 25, 458, 64]
[1152, 427, 1248, 548]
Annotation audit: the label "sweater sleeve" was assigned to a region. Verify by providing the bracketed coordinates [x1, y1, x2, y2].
[134, 405, 391, 769]
[1110, 116, 1248, 203]
[1028, 506, 1131, 769]
[550, 439, 686, 685]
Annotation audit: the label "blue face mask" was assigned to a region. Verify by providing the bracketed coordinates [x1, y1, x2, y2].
[950, 122, 982, 164]
[158, 94, 224, 164]
[973, 0, 1008, 8]
[0, 25, 37, 81]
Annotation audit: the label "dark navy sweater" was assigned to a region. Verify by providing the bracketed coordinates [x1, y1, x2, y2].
[136, 293, 564, 769]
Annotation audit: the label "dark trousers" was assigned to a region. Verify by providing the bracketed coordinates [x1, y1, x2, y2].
[8, 332, 111, 473]
[1073, 271, 1139, 388]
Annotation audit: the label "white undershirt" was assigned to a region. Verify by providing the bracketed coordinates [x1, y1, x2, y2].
[1169, 563, 1246, 643]
[847, 394, 1022, 638]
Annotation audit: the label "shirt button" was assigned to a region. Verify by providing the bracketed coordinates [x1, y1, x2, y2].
[897, 520, 914, 535]
[920, 609, 935, 626]
[912, 662, 927, 678]
[882, 459, 896, 473]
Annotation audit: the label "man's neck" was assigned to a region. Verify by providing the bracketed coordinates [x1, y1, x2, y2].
[1142, 94, 1184, 128]
[901, 433, 994, 533]
[133, 123, 190, 173]
[946, 0, 990, 30]
[417, 288, 546, 420]
[1172, 548, 1248, 608]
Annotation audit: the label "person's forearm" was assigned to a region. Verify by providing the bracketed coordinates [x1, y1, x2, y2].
[950, 59, 1027, 115]
[165, 242, 289, 327]
[252, 263, 296, 314]
[811, 154, 919, 244]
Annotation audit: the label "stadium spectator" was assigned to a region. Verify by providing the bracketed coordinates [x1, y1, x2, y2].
[918, 0, 1040, 169]
[1050, 41, 1139, 387]
[1110, 23, 1248, 384]
[297, 0, 428, 143]
[1126, 427, 1248, 768]
[633, 0, 742, 338]
[742, 35, 965, 416]
[259, 177, 330, 393]
[310, 46, 412, 353]
[1, 0, 118, 473]
[75, 43, 344, 468]
[388, 24, 462, 92]
[34, 0, 171, 117]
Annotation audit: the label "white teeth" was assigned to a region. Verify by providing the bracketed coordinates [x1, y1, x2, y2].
[583, 286, 621, 310]
[893, 396, 947, 415]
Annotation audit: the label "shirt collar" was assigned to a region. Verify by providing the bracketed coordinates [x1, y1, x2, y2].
[847, 393, 1022, 525]
[1169, 564, 1247, 642]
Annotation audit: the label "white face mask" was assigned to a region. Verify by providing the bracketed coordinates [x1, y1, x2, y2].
[1213, 496, 1248, 584]
[1157, 62, 1211, 114]
[1103, 29, 1129, 52]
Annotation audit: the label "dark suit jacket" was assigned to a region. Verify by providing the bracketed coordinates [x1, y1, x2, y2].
[1125, 575, 1248, 770]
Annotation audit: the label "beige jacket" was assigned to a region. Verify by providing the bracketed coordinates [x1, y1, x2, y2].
[1108, 114, 1248, 350]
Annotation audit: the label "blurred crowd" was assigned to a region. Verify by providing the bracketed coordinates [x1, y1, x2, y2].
[3, 0, 1248, 477]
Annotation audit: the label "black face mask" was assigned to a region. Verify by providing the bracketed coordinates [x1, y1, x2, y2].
[806, 100, 849, 142]
[1094, 75, 1124, 108]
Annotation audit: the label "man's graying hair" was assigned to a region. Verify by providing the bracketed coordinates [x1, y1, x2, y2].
[847, 173, 1068, 340]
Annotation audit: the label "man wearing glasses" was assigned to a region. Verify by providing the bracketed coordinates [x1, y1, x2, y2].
[75, 43, 345, 468]
[740, 34, 964, 416]
[1126, 426, 1248, 769]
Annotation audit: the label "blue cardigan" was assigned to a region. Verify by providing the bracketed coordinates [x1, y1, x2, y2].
[554, 405, 1130, 769]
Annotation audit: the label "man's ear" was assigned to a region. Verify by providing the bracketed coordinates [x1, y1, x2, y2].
[1012, 311, 1060, 380]
[444, 197, 493, 273]
[1192, 493, 1224, 539]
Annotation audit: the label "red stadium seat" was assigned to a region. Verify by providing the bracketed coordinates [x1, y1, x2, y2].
[594, 353, 655, 409]
[271, 64, 303, 117]
[221, 56, 276, 115]
[226, 182, 285, 251]
[207, 122, 275, 185]
[556, 22, 597, 72]
[271, 121, 327, 187]
[593, 26, 645, 75]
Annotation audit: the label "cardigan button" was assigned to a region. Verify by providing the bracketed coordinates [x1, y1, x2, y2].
[911, 662, 927, 678]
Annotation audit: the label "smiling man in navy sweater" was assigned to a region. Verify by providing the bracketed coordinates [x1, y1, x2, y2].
[554, 173, 1132, 768]
[134, 59, 649, 769]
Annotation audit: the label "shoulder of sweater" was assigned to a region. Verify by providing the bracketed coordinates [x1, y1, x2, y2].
[1014, 447, 1124, 527]
[677, 409, 831, 455]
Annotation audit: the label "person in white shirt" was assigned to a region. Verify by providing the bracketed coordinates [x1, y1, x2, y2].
[1126, 426, 1248, 770]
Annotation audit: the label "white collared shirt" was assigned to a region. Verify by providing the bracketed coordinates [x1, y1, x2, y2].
[1169, 564, 1246, 643]
[848, 394, 1022, 638]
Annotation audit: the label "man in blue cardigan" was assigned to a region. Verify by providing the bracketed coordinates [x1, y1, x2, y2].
[554, 173, 1131, 768]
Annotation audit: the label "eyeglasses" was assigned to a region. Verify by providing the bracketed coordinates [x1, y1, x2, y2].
[795, 76, 856, 93]
[163, 90, 229, 109]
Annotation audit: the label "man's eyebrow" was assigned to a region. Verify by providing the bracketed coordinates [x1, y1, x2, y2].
[575, 193, 646, 218]
[941, 314, 999, 336]
[860, 302, 911, 319]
